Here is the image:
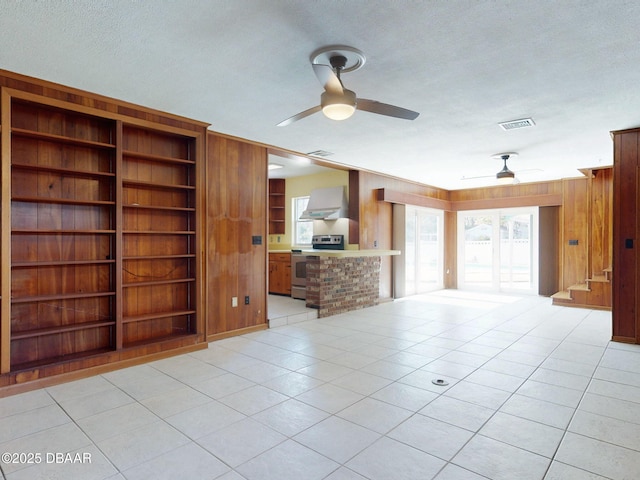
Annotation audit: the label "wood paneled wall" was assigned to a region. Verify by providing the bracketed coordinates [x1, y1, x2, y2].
[591, 168, 613, 276]
[362, 168, 612, 301]
[206, 133, 268, 338]
[539, 207, 560, 296]
[349, 170, 450, 298]
[561, 178, 590, 290]
[450, 180, 564, 208]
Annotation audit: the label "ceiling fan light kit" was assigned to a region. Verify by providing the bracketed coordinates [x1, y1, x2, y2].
[321, 88, 356, 120]
[494, 153, 518, 184]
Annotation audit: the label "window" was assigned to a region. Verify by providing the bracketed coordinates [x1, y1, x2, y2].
[293, 196, 313, 245]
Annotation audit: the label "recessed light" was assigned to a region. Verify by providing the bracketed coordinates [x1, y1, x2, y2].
[268, 163, 283, 170]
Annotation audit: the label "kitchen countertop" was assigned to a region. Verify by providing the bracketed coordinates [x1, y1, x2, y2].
[269, 249, 400, 257]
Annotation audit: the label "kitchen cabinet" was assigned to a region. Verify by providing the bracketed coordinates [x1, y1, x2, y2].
[268, 253, 291, 295]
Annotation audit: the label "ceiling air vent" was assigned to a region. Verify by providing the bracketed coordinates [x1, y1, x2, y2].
[307, 150, 334, 157]
[498, 118, 536, 131]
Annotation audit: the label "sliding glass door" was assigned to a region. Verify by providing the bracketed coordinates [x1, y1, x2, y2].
[458, 208, 538, 293]
[394, 205, 443, 297]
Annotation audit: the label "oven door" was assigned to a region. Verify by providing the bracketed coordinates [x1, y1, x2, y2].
[291, 254, 307, 300]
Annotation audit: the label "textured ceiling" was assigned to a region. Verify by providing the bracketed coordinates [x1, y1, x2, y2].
[1, 0, 639, 189]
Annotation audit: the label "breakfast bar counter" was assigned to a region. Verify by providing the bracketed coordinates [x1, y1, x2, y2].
[302, 250, 399, 318]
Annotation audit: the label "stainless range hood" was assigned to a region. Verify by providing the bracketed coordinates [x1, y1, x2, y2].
[300, 186, 348, 220]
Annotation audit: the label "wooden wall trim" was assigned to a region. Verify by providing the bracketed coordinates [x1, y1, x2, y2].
[452, 193, 563, 211]
[349, 171, 361, 245]
[206, 323, 267, 342]
[0, 69, 209, 129]
[376, 188, 562, 211]
[444, 211, 457, 289]
[0, 89, 11, 374]
[3, 87, 207, 136]
[376, 188, 453, 211]
[0, 342, 207, 398]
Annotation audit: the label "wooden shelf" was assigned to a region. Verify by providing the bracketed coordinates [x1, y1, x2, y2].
[123, 278, 195, 288]
[122, 310, 196, 324]
[11, 291, 116, 304]
[123, 149, 195, 165]
[123, 230, 195, 235]
[12, 163, 115, 178]
[11, 321, 115, 340]
[12, 229, 115, 234]
[123, 179, 195, 191]
[9, 347, 115, 373]
[11, 127, 116, 150]
[123, 254, 195, 260]
[12, 196, 115, 206]
[124, 204, 195, 212]
[12, 259, 115, 268]
[122, 333, 198, 350]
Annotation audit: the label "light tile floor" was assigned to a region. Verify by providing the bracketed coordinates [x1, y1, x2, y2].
[267, 294, 318, 327]
[1, 290, 639, 479]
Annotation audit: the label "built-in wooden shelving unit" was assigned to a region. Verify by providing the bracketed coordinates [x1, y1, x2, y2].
[8, 98, 118, 371]
[120, 125, 198, 349]
[268, 178, 285, 234]
[0, 83, 206, 385]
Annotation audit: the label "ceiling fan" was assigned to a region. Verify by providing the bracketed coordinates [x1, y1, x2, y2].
[460, 153, 542, 184]
[277, 48, 419, 127]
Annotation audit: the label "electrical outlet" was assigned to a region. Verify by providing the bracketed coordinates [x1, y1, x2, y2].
[232, 297, 238, 307]
[244, 296, 250, 305]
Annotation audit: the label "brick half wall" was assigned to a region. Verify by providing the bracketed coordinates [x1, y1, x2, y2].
[306, 256, 381, 318]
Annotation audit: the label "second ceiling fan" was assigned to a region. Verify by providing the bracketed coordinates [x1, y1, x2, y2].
[277, 47, 419, 127]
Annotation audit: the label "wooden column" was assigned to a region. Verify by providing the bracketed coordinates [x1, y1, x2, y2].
[612, 128, 639, 343]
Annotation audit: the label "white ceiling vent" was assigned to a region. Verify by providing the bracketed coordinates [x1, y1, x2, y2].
[498, 118, 536, 131]
[307, 150, 334, 157]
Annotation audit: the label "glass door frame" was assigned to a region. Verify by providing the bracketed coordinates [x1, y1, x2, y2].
[393, 204, 444, 297]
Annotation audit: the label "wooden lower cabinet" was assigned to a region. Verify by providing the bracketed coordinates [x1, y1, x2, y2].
[269, 253, 291, 295]
[0, 75, 207, 389]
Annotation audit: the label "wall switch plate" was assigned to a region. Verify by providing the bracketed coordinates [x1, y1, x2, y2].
[232, 297, 238, 307]
[244, 296, 250, 305]
[252, 235, 262, 245]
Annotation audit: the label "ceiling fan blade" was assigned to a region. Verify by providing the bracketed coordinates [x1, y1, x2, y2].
[356, 98, 419, 120]
[276, 105, 322, 127]
[312, 64, 343, 94]
[461, 168, 543, 181]
[461, 174, 493, 180]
